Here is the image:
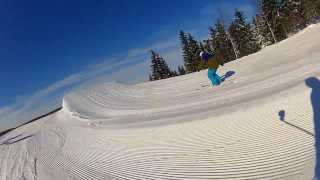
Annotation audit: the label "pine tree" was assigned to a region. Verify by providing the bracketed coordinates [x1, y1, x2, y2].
[179, 30, 203, 73]
[150, 50, 159, 80]
[316, 0, 320, 15]
[187, 34, 202, 72]
[202, 39, 215, 54]
[261, 0, 319, 38]
[251, 17, 263, 48]
[179, 31, 193, 73]
[158, 54, 171, 79]
[301, 0, 320, 23]
[255, 0, 277, 46]
[229, 9, 260, 58]
[279, 0, 306, 32]
[227, 31, 241, 59]
[170, 70, 178, 77]
[261, 0, 287, 41]
[199, 42, 205, 52]
[177, 66, 186, 75]
[209, 19, 236, 63]
[149, 50, 172, 80]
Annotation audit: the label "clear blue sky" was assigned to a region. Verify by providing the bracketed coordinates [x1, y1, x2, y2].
[0, 0, 256, 119]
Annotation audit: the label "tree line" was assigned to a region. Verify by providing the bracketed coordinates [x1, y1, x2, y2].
[149, 0, 320, 81]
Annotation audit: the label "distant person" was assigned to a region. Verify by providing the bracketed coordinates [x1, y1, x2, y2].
[199, 51, 224, 86]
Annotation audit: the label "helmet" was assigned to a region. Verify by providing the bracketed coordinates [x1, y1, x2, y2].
[199, 51, 204, 59]
[200, 51, 210, 61]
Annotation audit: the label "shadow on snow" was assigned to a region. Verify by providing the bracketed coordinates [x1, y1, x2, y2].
[278, 77, 320, 178]
[221, 70, 236, 82]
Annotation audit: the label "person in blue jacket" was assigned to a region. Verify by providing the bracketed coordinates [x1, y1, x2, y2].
[199, 51, 224, 86]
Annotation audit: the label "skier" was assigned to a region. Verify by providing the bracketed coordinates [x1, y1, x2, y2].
[199, 51, 224, 86]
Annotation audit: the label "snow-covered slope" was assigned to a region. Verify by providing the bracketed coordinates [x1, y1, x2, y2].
[1, 24, 320, 180]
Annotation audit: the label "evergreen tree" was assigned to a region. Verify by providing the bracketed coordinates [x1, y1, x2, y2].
[255, 0, 277, 46]
[316, 0, 320, 15]
[170, 70, 179, 77]
[177, 66, 186, 75]
[209, 19, 236, 63]
[229, 9, 260, 58]
[150, 50, 158, 80]
[149, 50, 172, 80]
[179, 31, 203, 73]
[201, 40, 215, 54]
[279, 0, 306, 32]
[301, 0, 320, 23]
[199, 42, 205, 52]
[179, 31, 193, 73]
[149, 74, 153, 81]
[259, 0, 319, 40]
[251, 17, 264, 48]
[261, 0, 287, 41]
[158, 54, 171, 79]
[187, 34, 202, 72]
[227, 31, 240, 59]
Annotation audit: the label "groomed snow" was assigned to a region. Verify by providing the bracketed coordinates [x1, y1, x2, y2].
[1, 24, 320, 180]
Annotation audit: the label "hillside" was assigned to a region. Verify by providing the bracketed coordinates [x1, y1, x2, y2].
[0, 23, 320, 180]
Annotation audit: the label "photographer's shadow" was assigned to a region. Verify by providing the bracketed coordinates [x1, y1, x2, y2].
[278, 77, 320, 178]
[305, 77, 320, 178]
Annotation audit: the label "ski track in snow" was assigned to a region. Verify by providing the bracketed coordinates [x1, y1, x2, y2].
[1, 24, 320, 179]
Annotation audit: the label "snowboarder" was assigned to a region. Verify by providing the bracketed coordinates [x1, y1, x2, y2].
[199, 51, 224, 86]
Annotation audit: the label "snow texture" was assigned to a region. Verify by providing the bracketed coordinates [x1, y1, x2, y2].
[1, 23, 320, 179]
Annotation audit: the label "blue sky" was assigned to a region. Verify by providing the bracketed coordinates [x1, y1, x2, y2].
[0, 0, 256, 125]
